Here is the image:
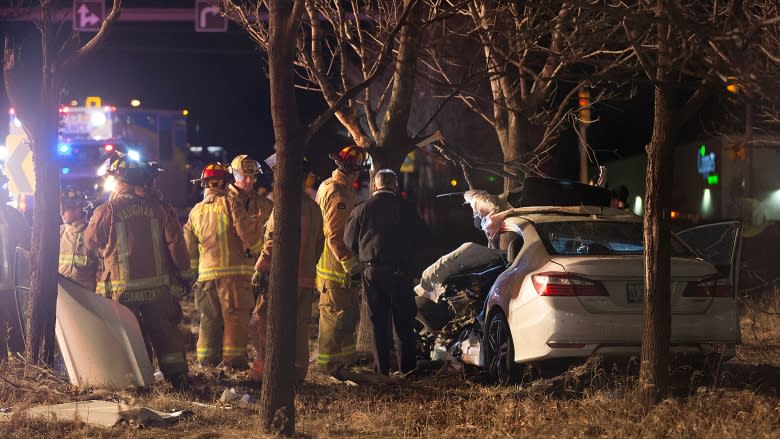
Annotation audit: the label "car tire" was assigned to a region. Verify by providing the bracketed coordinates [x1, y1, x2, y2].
[415, 296, 451, 332]
[486, 310, 518, 385]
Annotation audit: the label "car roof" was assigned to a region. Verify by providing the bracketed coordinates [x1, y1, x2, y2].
[501, 205, 642, 226]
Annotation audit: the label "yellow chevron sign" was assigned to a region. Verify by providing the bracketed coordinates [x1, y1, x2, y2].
[4, 134, 35, 194]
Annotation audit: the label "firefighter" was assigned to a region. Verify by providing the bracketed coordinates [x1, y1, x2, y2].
[248, 158, 325, 383]
[229, 154, 274, 237]
[84, 156, 193, 386]
[59, 186, 98, 292]
[184, 163, 262, 370]
[0, 169, 30, 363]
[315, 145, 369, 374]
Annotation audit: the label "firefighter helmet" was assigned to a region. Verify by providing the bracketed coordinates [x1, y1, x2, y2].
[191, 162, 232, 186]
[230, 155, 262, 176]
[329, 145, 370, 173]
[106, 155, 147, 186]
[60, 186, 90, 210]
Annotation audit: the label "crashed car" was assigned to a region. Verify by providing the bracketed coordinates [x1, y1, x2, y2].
[474, 206, 741, 384]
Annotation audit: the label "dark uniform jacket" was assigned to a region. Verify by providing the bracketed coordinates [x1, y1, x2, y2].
[344, 189, 426, 274]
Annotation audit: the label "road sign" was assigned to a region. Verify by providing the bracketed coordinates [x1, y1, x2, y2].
[73, 1, 104, 32]
[4, 134, 35, 195]
[195, 0, 227, 32]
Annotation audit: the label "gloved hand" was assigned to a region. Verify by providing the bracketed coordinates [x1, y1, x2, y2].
[251, 271, 268, 296]
[349, 261, 366, 285]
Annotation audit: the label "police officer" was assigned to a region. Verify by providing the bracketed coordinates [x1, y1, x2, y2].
[315, 145, 369, 375]
[59, 186, 98, 292]
[184, 163, 262, 370]
[345, 169, 425, 375]
[84, 156, 193, 386]
[0, 169, 30, 363]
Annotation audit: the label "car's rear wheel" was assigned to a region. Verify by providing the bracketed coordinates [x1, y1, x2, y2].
[486, 310, 517, 385]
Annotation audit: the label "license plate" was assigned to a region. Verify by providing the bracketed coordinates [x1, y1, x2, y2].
[626, 283, 644, 304]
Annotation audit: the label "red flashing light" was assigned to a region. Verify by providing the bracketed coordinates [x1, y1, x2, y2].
[352, 181, 359, 190]
[8, 108, 15, 115]
[59, 106, 69, 113]
[104, 144, 115, 152]
[401, 191, 408, 198]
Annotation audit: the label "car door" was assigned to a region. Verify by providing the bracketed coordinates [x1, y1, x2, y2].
[676, 221, 742, 297]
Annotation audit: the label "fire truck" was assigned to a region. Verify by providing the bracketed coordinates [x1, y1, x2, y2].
[5, 99, 190, 212]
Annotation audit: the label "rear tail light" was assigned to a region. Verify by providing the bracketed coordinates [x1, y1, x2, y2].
[531, 272, 608, 296]
[683, 276, 732, 298]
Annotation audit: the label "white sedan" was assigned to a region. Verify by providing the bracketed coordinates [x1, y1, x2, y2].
[469, 206, 741, 384]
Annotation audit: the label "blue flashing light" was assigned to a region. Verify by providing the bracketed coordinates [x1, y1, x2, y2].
[61, 167, 70, 175]
[127, 149, 141, 161]
[58, 143, 71, 155]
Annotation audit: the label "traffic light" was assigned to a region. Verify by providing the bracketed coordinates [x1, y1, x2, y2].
[578, 88, 590, 124]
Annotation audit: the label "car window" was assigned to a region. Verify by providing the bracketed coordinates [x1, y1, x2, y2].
[534, 221, 693, 257]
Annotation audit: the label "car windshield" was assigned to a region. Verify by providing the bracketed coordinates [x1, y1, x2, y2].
[535, 221, 693, 257]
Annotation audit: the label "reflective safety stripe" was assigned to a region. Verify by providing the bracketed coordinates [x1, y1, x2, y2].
[197, 265, 254, 281]
[316, 248, 350, 285]
[59, 254, 88, 267]
[316, 344, 356, 365]
[158, 352, 186, 366]
[150, 218, 163, 276]
[190, 259, 199, 272]
[98, 273, 171, 291]
[223, 346, 247, 357]
[196, 347, 218, 361]
[218, 212, 229, 268]
[116, 223, 129, 284]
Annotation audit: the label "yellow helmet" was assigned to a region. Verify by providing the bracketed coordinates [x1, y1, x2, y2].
[230, 155, 262, 176]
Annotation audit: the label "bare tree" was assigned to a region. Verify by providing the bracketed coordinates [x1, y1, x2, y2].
[261, 0, 305, 433]
[602, 0, 780, 407]
[3, 0, 122, 365]
[424, 0, 629, 188]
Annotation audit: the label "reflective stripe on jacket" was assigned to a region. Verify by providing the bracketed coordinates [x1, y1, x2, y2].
[315, 169, 357, 289]
[59, 217, 98, 292]
[84, 186, 192, 302]
[256, 192, 324, 289]
[184, 187, 261, 282]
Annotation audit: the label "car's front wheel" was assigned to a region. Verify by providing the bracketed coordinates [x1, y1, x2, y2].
[486, 310, 517, 385]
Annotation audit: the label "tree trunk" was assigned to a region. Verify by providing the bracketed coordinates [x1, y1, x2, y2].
[500, 113, 529, 194]
[25, 120, 60, 366]
[356, 0, 421, 358]
[260, 0, 302, 435]
[24, 17, 61, 365]
[639, 2, 675, 405]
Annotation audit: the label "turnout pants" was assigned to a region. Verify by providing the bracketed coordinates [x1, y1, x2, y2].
[362, 266, 417, 375]
[0, 292, 24, 361]
[250, 287, 314, 382]
[120, 292, 187, 379]
[317, 285, 359, 370]
[195, 276, 253, 367]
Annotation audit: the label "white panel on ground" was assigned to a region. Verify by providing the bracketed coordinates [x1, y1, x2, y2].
[56, 277, 154, 389]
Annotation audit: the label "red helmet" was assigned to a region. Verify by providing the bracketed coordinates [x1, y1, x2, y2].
[329, 145, 370, 173]
[191, 162, 231, 187]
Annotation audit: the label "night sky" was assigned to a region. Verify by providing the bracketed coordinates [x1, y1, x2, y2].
[0, 1, 653, 180]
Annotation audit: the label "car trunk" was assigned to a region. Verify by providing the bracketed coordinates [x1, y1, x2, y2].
[549, 255, 717, 314]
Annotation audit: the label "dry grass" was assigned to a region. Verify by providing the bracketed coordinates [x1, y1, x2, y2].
[1, 289, 779, 438]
